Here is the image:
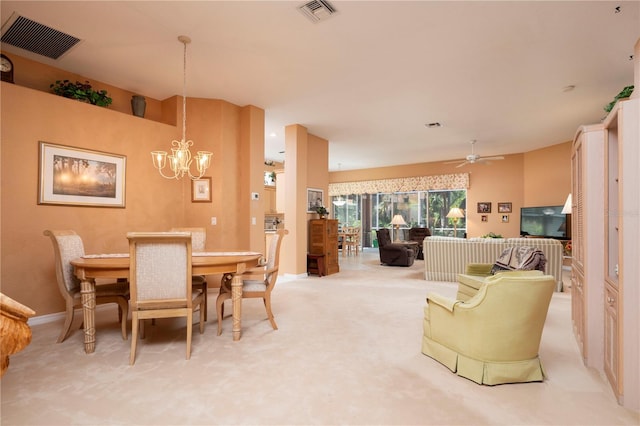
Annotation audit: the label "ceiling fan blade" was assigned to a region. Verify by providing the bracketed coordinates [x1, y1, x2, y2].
[455, 161, 469, 168]
[480, 156, 505, 161]
[443, 159, 465, 164]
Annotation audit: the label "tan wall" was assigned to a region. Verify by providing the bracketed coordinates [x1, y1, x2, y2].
[1, 80, 263, 317]
[523, 142, 572, 207]
[329, 142, 571, 238]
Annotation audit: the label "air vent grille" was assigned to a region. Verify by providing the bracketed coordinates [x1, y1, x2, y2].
[298, 0, 337, 23]
[1, 15, 80, 60]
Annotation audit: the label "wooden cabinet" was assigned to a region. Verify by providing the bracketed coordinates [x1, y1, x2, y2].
[602, 97, 639, 408]
[571, 124, 605, 367]
[308, 219, 339, 276]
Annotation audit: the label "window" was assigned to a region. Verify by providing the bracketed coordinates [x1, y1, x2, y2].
[331, 189, 466, 246]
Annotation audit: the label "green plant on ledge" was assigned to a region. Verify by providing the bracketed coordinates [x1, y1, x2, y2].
[604, 85, 634, 113]
[50, 80, 113, 107]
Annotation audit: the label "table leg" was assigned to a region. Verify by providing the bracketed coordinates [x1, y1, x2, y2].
[79, 278, 96, 354]
[231, 263, 247, 341]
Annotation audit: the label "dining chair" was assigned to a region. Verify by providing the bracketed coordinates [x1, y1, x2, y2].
[43, 230, 129, 343]
[343, 226, 361, 256]
[127, 232, 205, 365]
[216, 229, 288, 335]
[170, 227, 208, 321]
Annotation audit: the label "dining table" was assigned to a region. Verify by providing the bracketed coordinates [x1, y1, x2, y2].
[70, 251, 261, 354]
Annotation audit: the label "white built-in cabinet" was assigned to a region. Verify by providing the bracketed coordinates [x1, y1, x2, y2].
[573, 97, 639, 412]
[602, 98, 639, 408]
[570, 124, 604, 368]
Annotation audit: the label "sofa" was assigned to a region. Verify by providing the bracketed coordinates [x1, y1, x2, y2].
[376, 229, 416, 267]
[422, 236, 564, 291]
[408, 227, 431, 260]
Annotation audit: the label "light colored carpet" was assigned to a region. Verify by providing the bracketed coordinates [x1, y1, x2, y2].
[1, 249, 638, 425]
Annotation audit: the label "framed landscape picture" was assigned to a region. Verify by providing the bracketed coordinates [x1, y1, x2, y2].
[38, 141, 126, 207]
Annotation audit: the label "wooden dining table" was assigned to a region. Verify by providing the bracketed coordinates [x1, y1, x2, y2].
[70, 251, 261, 354]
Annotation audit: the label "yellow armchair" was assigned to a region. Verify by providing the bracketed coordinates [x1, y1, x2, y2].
[422, 273, 556, 385]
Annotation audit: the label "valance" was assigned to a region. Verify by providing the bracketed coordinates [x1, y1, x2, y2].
[328, 173, 469, 196]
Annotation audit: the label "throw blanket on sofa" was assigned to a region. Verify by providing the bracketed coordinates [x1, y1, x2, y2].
[491, 246, 547, 275]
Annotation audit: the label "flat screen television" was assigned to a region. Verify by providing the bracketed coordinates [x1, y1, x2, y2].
[520, 205, 570, 240]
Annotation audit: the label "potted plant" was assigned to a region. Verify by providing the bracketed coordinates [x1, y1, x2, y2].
[49, 80, 113, 107]
[315, 206, 328, 218]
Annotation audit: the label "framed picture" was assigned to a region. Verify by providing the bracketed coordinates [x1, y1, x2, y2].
[307, 188, 324, 212]
[38, 141, 126, 207]
[502, 215, 509, 223]
[481, 215, 488, 222]
[191, 177, 212, 202]
[498, 202, 512, 213]
[477, 202, 491, 213]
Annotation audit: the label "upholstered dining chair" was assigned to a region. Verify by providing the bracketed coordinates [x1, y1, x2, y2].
[127, 232, 205, 365]
[43, 230, 129, 343]
[422, 272, 556, 385]
[216, 229, 288, 335]
[342, 226, 361, 256]
[170, 227, 208, 321]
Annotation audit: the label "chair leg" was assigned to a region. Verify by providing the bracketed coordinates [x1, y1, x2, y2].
[130, 312, 139, 365]
[56, 304, 75, 343]
[263, 296, 278, 330]
[186, 310, 193, 360]
[216, 295, 225, 336]
[202, 282, 208, 322]
[116, 298, 128, 340]
[199, 300, 205, 334]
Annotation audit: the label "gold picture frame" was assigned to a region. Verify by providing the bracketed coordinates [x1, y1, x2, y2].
[191, 177, 212, 202]
[38, 141, 126, 207]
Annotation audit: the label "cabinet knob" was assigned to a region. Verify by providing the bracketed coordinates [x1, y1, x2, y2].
[607, 296, 615, 304]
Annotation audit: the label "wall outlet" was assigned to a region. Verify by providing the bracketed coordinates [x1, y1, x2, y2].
[252, 217, 256, 225]
[211, 217, 217, 225]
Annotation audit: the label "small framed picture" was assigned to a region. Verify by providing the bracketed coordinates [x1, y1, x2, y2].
[191, 177, 212, 203]
[307, 188, 324, 213]
[501, 215, 509, 223]
[477, 202, 491, 213]
[498, 202, 512, 213]
[481, 215, 488, 222]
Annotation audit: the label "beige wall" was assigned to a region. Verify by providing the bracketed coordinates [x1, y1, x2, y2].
[329, 142, 572, 238]
[1, 66, 264, 316]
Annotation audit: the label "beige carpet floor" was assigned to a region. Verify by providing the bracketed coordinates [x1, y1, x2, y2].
[1, 249, 638, 425]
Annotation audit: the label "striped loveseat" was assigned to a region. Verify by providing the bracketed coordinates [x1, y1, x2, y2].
[423, 236, 564, 290]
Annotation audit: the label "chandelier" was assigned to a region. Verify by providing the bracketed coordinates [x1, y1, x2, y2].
[151, 36, 212, 179]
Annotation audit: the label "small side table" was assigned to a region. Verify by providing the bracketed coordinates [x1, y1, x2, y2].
[307, 253, 326, 277]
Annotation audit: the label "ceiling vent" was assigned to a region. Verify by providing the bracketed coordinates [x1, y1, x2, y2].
[1, 14, 80, 60]
[298, 0, 337, 23]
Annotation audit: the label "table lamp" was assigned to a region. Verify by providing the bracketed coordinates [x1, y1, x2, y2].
[446, 207, 465, 238]
[391, 214, 407, 243]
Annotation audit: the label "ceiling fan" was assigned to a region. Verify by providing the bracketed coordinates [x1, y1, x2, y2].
[444, 140, 505, 168]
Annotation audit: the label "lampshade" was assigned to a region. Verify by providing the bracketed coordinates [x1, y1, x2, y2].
[561, 194, 572, 214]
[446, 207, 465, 219]
[391, 215, 407, 226]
